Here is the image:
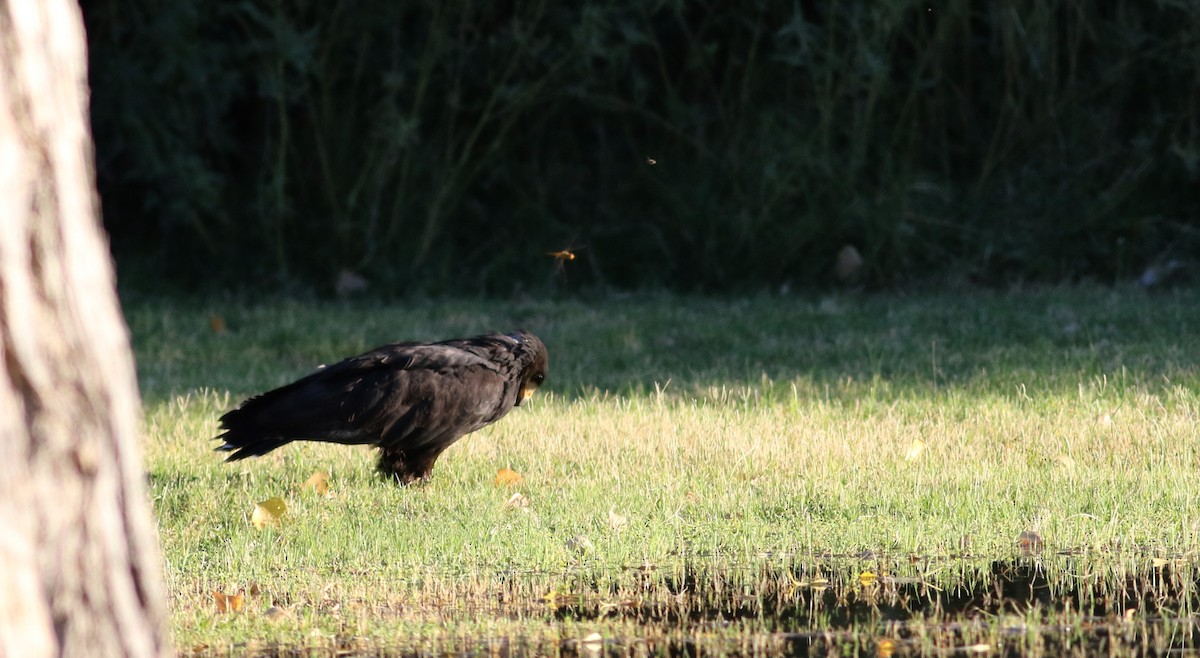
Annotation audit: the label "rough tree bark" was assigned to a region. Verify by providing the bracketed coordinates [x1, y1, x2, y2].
[0, 1, 170, 657]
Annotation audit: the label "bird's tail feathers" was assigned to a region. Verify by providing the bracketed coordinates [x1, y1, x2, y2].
[215, 404, 294, 460]
[214, 433, 293, 461]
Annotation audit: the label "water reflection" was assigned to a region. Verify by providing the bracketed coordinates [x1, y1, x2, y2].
[547, 555, 1200, 657]
[183, 554, 1200, 657]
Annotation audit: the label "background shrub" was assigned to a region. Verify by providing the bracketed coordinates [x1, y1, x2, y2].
[84, 0, 1200, 294]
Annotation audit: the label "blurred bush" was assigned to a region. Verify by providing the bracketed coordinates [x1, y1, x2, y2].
[84, 0, 1200, 294]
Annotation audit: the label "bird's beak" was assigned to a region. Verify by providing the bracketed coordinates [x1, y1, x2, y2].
[518, 386, 537, 406]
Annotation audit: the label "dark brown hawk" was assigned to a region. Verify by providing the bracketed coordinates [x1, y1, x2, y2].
[215, 330, 548, 484]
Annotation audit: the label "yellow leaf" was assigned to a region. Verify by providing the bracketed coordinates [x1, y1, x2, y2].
[806, 577, 830, 590]
[494, 467, 524, 487]
[251, 496, 287, 529]
[876, 638, 896, 658]
[859, 571, 878, 587]
[213, 590, 245, 613]
[904, 439, 925, 461]
[301, 471, 330, 496]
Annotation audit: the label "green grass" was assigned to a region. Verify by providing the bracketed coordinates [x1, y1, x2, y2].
[129, 288, 1200, 655]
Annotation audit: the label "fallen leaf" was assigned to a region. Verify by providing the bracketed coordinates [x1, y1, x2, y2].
[213, 590, 245, 613]
[503, 492, 529, 510]
[581, 632, 603, 654]
[251, 496, 287, 529]
[494, 467, 524, 487]
[335, 270, 369, 296]
[1017, 530, 1043, 554]
[264, 606, 289, 622]
[607, 507, 627, 532]
[209, 313, 227, 334]
[301, 471, 330, 496]
[904, 439, 925, 461]
[876, 638, 896, 658]
[566, 535, 594, 555]
[859, 571, 878, 587]
[835, 244, 864, 282]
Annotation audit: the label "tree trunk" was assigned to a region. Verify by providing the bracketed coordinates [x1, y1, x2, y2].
[0, 2, 170, 657]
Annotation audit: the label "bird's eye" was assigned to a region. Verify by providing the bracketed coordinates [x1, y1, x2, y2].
[533, 373, 545, 385]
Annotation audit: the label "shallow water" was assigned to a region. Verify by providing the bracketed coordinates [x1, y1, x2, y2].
[187, 552, 1200, 657]
[529, 554, 1195, 656]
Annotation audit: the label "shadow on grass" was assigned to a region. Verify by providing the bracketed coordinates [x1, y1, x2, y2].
[126, 288, 1200, 405]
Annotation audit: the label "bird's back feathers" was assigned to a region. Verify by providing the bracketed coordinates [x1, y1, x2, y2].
[215, 331, 548, 482]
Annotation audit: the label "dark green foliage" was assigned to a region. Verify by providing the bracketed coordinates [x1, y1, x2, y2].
[85, 1, 1200, 293]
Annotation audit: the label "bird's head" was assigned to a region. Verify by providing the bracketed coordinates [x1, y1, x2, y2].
[511, 330, 548, 406]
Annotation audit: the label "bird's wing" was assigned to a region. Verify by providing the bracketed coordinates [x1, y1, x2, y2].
[372, 356, 511, 449]
[220, 342, 509, 445]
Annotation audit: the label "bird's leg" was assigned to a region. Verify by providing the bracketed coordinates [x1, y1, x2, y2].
[377, 446, 440, 485]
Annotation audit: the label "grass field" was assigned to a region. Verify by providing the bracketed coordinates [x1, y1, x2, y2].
[127, 288, 1200, 656]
